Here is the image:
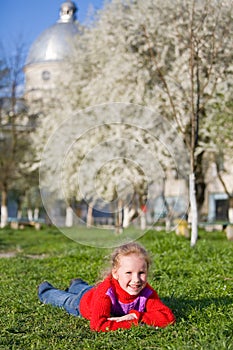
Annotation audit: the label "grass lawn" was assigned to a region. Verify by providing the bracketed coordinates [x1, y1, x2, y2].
[0, 226, 232, 350]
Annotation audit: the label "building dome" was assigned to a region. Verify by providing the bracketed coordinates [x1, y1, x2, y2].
[25, 1, 79, 66]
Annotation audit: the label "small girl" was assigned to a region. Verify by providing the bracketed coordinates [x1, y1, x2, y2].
[38, 242, 175, 332]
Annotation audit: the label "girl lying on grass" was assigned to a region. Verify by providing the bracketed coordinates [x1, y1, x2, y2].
[38, 242, 175, 332]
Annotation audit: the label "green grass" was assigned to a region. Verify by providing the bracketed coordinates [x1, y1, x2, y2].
[0, 226, 232, 350]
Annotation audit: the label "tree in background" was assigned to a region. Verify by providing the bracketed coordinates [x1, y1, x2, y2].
[0, 43, 37, 227]
[64, 0, 232, 245]
[134, 0, 233, 245]
[32, 0, 232, 243]
[37, 102, 186, 231]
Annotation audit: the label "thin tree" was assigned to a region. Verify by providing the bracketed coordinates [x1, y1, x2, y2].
[0, 42, 36, 227]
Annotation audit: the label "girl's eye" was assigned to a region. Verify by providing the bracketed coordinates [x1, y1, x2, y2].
[139, 271, 145, 275]
[126, 271, 131, 274]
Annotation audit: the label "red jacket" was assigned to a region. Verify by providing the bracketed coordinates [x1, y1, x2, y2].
[80, 275, 175, 332]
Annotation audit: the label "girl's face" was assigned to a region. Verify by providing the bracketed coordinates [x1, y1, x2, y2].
[112, 253, 148, 295]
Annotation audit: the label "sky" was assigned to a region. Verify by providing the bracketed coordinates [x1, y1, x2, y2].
[0, 0, 104, 57]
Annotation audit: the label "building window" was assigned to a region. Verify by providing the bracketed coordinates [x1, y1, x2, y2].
[42, 70, 51, 81]
[208, 193, 229, 222]
[215, 199, 229, 221]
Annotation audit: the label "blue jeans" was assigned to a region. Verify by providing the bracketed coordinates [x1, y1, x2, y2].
[38, 279, 93, 316]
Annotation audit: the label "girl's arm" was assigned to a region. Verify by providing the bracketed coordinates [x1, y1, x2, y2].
[108, 313, 137, 322]
[140, 291, 176, 327]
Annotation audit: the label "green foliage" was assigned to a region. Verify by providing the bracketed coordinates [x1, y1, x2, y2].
[0, 226, 232, 349]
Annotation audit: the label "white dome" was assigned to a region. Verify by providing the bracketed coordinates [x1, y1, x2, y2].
[25, 1, 79, 66]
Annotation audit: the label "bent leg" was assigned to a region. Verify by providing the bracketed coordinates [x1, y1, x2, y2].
[38, 281, 81, 316]
[67, 278, 91, 294]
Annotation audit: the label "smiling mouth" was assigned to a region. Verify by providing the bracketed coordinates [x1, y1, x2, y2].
[129, 285, 141, 290]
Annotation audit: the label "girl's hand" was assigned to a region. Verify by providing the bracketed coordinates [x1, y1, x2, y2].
[107, 313, 137, 322]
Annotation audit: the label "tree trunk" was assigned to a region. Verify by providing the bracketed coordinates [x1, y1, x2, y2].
[28, 209, 33, 221]
[165, 217, 172, 232]
[225, 197, 233, 240]
[123, 206, 130, 228]
[139, 204, 147, 230]
[189, 173, 198, 247]
[1, 187, 8, 228]
[65, 206, 73, 227]
[140, 210, 146, 230]
[34, 208, 39, 220]
[195, 151, 206, 214]
[228, 197, 233, 224]
[123, 206, 136, 228]
[115, 199, 123, 234]
[86, 204, 93, 227]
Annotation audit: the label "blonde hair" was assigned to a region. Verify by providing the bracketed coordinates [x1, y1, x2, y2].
[100, 242, 151, 281]
[111, 242, 151, 271]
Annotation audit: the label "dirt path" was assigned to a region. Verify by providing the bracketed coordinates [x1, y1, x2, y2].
[0, 251, 48, 259]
